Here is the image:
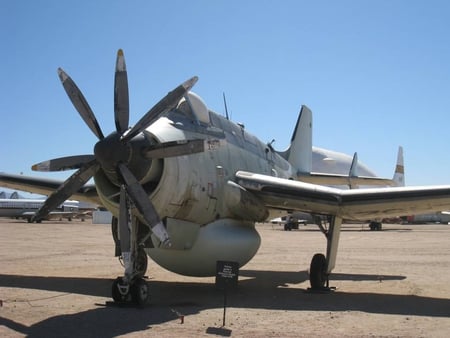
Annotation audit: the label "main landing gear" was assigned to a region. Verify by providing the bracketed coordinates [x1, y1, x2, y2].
[309, 216, 342, 291]
[369, 221, 383, 231]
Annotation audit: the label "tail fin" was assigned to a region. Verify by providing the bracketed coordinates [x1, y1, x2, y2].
[278, 105, 312, 174]
[393, 146, 405, 186]
[348, 152, 359, 188]
[349, 152, 358, 177]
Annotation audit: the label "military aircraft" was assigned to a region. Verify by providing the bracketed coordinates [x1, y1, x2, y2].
[1, 49, 450, 305]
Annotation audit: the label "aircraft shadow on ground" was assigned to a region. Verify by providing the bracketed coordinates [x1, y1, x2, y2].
[1, 271, 449, 337]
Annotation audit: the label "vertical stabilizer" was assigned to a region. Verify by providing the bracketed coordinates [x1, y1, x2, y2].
[393, 146, 405, 186]
[278, 105, 312, 174]
[349, 152, 359, 177]
[348, 152, 359, 189]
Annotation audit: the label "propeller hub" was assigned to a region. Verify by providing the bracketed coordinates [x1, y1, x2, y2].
[94, 132, 130, 174]
[94, 131, 155, 187]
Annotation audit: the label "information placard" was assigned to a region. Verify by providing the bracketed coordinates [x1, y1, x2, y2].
[215, 260, 239, 289]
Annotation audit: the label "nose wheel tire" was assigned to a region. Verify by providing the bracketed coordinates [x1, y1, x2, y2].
[112, 277, 131, 303]
[112, 277, 150, 305]
[131, 278, 150, 306]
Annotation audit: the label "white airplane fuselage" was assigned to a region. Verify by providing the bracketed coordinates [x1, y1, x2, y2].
[0, 198, 79, 220]
[93, 94, 382, 277]
[95, 106, 294, 276]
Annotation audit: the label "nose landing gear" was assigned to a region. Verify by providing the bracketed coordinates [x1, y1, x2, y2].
[110, 197, 153, 306]
[111, 245, 150, 305]
[112, 276, 150, 305]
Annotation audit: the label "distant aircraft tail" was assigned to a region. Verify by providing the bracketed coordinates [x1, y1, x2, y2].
[277, 105, 312, 174]
[277, 106, 404, 188]
[348, 152, 359, 189]
[392, 146, 405, 186]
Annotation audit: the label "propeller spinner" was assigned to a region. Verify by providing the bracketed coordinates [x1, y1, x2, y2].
[31, 49, 201, 246]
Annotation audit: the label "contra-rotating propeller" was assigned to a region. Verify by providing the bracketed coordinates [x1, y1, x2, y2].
[31, 49, 203, 246]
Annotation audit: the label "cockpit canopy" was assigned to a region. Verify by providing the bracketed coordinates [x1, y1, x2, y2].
[177, 92, 210, 124]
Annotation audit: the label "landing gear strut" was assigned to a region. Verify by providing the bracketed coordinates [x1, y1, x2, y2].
[110, 186, 152, 305]
[309, 216, 342, 290]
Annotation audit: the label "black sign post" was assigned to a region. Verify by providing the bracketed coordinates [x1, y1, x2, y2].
[215, 260, 239, 327]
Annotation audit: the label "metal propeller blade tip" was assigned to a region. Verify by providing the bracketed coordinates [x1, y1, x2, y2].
[32, 155, 96, 172]
[182, 76, 198, 91]
[57, 67, 68, 82]
[57, 67, 105, 140]
[114, 49, 130, 134]
[116, 49, 125, 69]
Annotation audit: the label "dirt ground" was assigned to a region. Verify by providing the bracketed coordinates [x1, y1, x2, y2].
[0, 218, 449, 337]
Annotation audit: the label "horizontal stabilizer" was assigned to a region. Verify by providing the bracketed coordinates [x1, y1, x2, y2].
[298, 148, 404, 188]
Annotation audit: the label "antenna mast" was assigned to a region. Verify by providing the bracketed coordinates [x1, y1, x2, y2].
[223, 92, 230, 120]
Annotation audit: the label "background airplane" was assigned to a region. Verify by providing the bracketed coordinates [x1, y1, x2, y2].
[1, 50, 449, 305]
[0, 197, 81, 222]
[274, 146, 405, 231]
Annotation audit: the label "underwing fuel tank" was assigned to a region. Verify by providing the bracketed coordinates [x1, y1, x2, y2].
[223, 181, 269, 221]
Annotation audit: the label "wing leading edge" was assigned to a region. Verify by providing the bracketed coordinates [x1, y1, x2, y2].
[236, 171, 450, 220]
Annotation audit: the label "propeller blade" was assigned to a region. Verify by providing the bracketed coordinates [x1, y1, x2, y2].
[121, 76, 198, 142]
[142, 139, 205, 159]
[58, 68, 105, 140]
[32, 155, 96, 172]
[118, 163, 170, 246]
[114, 49, 130, 134]
[32, 160, 99, 222]
[119, 185, 131, 254]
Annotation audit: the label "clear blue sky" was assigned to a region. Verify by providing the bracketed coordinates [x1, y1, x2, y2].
[1, 0, 450, 188]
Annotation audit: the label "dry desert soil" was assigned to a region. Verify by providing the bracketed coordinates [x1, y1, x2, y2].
[1, 218, 449, 337]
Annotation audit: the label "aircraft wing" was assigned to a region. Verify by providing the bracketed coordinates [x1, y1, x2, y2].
[236, 171, 450, 220]
[0, 173, 100, 205]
